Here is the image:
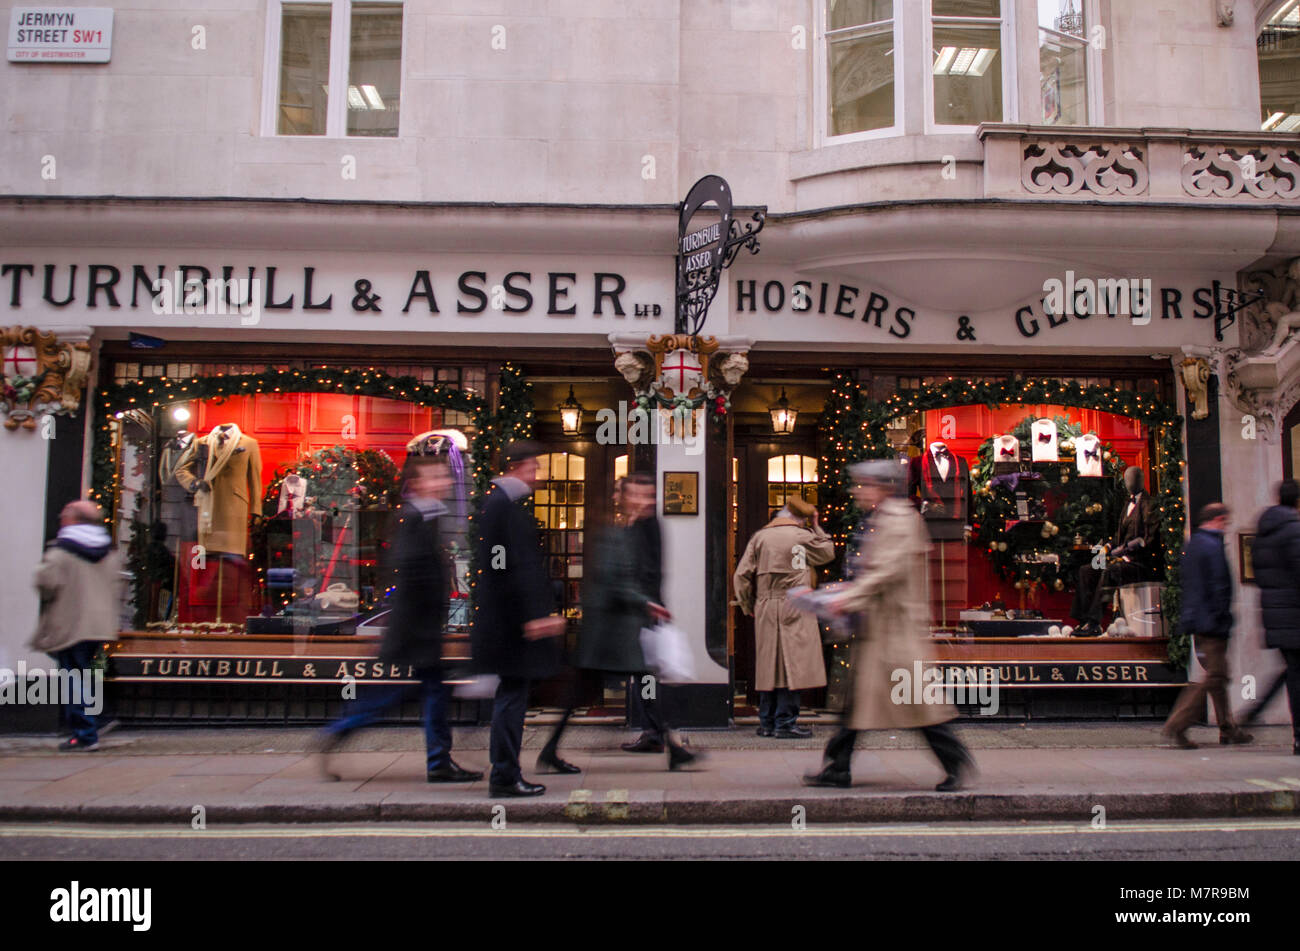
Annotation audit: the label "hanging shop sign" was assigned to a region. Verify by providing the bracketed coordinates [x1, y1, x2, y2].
[8, 7, 113, 63]
[676, 175, 764, 334]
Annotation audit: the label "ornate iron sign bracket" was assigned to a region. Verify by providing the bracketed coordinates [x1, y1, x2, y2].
[675, 175, 765, 335]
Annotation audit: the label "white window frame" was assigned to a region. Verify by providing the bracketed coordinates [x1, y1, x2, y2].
[815, 0, 905, 146]
[923, 0, 1017, 134]
[1034, 0, 1102, 126]
[260, 0, 406, 138]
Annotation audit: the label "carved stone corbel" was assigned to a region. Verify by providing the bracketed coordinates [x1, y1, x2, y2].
[1, 326, 93, 431]
[1179, 357, 1211, 420]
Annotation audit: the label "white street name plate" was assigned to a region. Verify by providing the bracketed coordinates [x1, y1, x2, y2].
[8, 7, 113, 63]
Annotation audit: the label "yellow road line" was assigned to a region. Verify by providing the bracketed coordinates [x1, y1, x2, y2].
[2, 819, 1300, 840]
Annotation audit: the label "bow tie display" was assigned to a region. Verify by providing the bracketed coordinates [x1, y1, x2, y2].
[1083, 447, 1100, 461]
[1037, 432, 1052, 443]
[999, 446, 1016, 458]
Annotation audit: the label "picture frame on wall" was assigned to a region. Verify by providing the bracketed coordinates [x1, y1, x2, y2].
[1238, 532, 1256, 584]
[662, 471, 699, 516]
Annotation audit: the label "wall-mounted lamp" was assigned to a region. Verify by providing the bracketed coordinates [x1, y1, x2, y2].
[557, 385, 585, 436]
[769, 388, 798, 435]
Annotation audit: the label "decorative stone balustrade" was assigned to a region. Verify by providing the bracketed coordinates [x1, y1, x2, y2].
[980, 124, 1300, 202]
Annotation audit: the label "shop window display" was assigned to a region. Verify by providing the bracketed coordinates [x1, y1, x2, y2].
[113, 390, 474, 639]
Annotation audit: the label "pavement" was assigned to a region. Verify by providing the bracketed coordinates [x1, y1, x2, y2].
[0, 721, 1297, 825]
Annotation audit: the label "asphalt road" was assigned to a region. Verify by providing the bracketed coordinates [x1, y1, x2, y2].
[3, 818, 1299, 860]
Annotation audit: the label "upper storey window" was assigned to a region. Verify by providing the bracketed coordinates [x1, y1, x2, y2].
[263, 1, 404, 137]
[824, 0, 900, 138]
[929, 0, 1007, 127]
[1261, 1, 1300, 132]
[1037, 0, 1093, 125]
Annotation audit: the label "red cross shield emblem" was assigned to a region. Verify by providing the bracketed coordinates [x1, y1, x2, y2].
[659, 349, 702, 397]
[2, 346, 38, 380]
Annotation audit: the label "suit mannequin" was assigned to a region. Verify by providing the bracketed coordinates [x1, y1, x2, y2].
[1071, 466, 1161, 633]
[908, 441, 970, 541]
[174, 423, 263, 556]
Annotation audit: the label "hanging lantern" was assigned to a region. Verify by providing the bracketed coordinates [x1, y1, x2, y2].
[769, 387, 798, 435]
[557, 385, 584, 436]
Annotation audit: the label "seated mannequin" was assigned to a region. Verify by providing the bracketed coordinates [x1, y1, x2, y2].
[1070, 465, 1161, 635]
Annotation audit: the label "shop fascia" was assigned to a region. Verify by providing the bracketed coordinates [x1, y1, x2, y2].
[731, 272, 1239, 347]
[0, 258, 670, 328]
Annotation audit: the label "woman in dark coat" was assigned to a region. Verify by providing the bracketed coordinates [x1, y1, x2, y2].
[1246, 480, 1300, 753]
[318, 455, 484, 783]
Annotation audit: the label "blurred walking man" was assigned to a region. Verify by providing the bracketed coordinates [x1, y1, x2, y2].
[1163, 502, 1253, 749]
[318, 454, 482, 783]
[803, 461, 974, 792]
[30, 501, 124, 751]
[473, 441, 566, 797]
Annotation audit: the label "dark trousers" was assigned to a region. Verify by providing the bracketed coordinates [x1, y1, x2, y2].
[758, 688, 800, 731]
[49, 641, 100, 744]
[542, 668, 603, 755]
[489, 676, 531, 786]
[1166, 635, 1236, 735]
[824, 723, 970, 776]
[1244, 648, 1300, 740]
[630, 673, 674, 744]
[1072, 559, 1149, 625]
[325, 670, 452, 770]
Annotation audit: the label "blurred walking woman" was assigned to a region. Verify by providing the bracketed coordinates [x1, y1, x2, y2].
[803, 460, 974, 792]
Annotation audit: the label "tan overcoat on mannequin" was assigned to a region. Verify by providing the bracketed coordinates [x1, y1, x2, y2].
[174, 424, 263, 555]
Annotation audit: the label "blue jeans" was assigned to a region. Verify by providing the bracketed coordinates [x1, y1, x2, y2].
[324, 671, 452, 771]
[49, 641, 100, 744]
[758, 688, 800, 732]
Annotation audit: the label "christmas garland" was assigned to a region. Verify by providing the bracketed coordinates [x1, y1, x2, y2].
[818, 377, 1188, 665]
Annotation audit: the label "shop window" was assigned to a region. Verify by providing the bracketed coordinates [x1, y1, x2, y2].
[929, 0, 1009, 128]
[613, 454, 629, 482]
[767, 453, 819, 519]
[1261, 1, 1300, 131]
[265, 1, 404, 138]
[1037, 0, 1095, 125]
[823, 0, 900, 139]
[112, 390, 472, 638]
[534, 452, 586, 619]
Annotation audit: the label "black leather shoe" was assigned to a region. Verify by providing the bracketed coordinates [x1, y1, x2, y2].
[536, 751, 581, 774]
[756, 726, 774, 737]
[427, 760, 484, 783]
[775, 726, 813, 739]
[621, 736, 665, 754]
[1073, 622, 1102, 637]
[668, 743, 704, 771]
[488, 779, 546, 797]
[802, 766, 850, 788]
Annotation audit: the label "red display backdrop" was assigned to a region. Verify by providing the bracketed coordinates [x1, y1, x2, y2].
[918, 403, 1150, 624]
[177, 393, 437, 623]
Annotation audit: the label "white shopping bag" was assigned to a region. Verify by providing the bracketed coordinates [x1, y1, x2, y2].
[639, 622, 696, 684]
[453, 674, 500, 699]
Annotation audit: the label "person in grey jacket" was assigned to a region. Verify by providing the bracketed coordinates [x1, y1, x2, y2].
[30, 501, 125, 751]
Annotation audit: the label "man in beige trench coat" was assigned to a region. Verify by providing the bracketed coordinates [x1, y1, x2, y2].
[802, 460, 975, 792]
[734, 497, 835, 738]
